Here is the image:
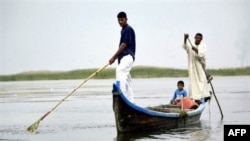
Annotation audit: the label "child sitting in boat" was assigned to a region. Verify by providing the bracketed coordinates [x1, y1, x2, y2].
[170, 80, 187, 105]
[170, 80, 199, 109]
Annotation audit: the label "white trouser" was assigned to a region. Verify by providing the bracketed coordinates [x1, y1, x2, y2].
[116, 55, 134, 103]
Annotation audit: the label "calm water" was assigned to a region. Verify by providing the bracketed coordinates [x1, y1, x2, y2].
[0, 76, 250, 141]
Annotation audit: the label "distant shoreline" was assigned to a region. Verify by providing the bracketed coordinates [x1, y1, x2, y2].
[0, 66, 249, 81]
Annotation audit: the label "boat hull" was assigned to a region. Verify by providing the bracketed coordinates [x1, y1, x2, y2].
[112, 83, 205, 133]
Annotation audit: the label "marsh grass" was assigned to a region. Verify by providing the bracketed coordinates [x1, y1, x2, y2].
[0, 66, 249, 81]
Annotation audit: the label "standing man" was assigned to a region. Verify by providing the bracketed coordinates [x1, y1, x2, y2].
[182, 33, 210, 102]
[109, 11, 136, 103]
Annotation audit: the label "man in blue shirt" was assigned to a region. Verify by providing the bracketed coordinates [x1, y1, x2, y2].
[109, 11, 136, 103]
[170, 80, 188, 105]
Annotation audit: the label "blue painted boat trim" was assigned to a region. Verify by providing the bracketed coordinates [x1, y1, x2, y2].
[112, 82, 205, 118]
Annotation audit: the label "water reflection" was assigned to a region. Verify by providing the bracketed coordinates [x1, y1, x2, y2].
[115, 122, 204, 141]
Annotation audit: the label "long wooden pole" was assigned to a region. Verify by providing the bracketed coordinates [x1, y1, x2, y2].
[27, 62, 110, 132]
[209, 81, 224, 119]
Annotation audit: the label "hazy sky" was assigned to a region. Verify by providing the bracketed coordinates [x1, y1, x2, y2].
[1, 0, 250, 75]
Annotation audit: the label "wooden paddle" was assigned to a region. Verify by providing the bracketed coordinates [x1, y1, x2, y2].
[187, 38, 224, 119]
[27, 62, 110, 132]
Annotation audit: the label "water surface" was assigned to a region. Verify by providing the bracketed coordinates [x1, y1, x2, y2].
[0, 76, 250, 141]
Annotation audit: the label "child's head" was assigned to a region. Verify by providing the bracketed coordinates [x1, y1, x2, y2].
[177, 80, 184, 90]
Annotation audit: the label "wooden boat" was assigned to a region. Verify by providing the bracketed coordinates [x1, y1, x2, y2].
[112, 82, 206, 133]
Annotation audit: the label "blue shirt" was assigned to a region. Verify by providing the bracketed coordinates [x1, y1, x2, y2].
[172, 89, 187, 101]
[118, 24, 136, 64]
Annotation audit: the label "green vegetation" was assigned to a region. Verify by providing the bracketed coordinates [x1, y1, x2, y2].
[0, 66, 249, 81]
